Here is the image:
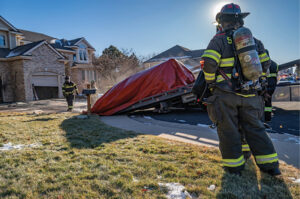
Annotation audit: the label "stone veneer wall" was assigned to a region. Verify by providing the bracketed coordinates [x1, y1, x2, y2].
[23, 44, 65, 101]
[0, 61, 17, 102]
[61, 51, 74, 76]
[9, 60, 26, 101]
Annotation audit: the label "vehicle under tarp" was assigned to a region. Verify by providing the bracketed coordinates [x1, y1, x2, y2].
[91, 59, 195, 115]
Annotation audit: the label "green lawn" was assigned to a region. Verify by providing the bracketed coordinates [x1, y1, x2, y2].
[0, 112, 298, 199]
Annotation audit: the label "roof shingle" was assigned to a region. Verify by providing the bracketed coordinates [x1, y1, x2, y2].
[19, 29, 56, 42]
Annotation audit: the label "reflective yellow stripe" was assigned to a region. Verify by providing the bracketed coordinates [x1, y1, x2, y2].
[242, 144, 250, 152]
[220, 57, 234, 67]
[202, 50, 221, 64]
[259, 53, 270, 63]
[265, 107, 272, 112]
[204, 71, 215, 81]
[63, 85, 76, 88]
[216, 74, 231, 82]
[65, 91, 74, 95]
[222, 155, 245, 167]
[262, 72, 266, 76]
[256, 153, 278, 164]
[267, 73, 277, 77]
[235, 93, 256, 97]
[276, 63, 279, 72]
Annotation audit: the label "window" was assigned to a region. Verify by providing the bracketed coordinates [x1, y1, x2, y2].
[83, 51, 87, 61]
[78, 43, 88, 62]
[82, 70, 85, 81]
[0, 35, 5, 47]
[73, 54, 76, 61]
[79, 51, 83, 60]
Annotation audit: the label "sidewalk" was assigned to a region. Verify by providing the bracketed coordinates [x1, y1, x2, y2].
[100, 114, 300, 168]
[0, 98, 86, 114]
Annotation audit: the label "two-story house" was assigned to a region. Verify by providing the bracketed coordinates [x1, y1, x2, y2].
[0, 16, 97, 102]
[144, 45, 204, 73]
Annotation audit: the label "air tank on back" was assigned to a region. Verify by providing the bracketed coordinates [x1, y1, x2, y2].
[233, 27, 262, 81]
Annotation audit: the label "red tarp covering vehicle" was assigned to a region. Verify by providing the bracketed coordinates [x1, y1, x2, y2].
[91, 59, 195, 115]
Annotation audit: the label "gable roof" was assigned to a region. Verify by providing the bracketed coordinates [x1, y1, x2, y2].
[145, 45, 204, 63]
[5, 40, 65, 59]
[6, 40, 45, 58]
[68, 38, 82, 46]
[49, 37, 95, 52]
[0, 16, 20, 32]
[50, 43, 75, 52]
[19, 29, 56, 42]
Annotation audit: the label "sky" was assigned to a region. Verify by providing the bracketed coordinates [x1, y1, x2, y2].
[1, 0, 299, 64]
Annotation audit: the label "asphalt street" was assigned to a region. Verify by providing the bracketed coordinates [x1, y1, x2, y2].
[130, 105, 299, 136]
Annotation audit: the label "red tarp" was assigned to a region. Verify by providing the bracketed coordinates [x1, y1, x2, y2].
[91, 59, 195, 115]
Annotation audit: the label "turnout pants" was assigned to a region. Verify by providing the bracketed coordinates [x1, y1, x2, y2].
[264, 97, 272, 122]
[66, 94, 75, 110]
[206, 88, 279, 172]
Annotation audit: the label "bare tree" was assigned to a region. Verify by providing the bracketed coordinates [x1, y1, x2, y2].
[93, 45, 145, 93]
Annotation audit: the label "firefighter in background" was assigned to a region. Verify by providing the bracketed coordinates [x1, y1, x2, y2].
[62, 76, 78, 111]
[201, 3, 280, 175]
[264, 52, 279, 122]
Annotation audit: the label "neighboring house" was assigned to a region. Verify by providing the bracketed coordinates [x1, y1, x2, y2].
[144, 45, 205, 73]
[0, 16, 96, 102]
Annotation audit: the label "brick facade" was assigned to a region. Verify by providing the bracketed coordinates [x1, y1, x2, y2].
[0, 44, 65, 102]
[23, 44, 65, 101]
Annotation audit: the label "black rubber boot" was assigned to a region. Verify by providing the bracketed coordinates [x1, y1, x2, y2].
[260, 168, 281, 176]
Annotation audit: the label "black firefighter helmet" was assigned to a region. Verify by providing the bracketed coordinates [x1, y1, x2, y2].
[216, 3, 250, 23]
[65, 76, 70, 81]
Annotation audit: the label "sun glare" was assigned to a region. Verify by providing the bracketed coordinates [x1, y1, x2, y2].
[212, 1, 229, 21]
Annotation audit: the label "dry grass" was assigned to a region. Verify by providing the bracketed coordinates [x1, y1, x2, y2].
[0, 112, 298, 199]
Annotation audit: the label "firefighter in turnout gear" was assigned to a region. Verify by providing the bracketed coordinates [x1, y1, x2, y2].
[264, 57, 279, 122]
[62, 76, 78, 111]
[201, 3, 280, 176]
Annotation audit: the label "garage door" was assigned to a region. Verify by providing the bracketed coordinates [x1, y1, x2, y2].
[32, 75, 58, 87]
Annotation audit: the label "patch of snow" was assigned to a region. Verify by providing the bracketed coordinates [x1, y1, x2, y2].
[6, 51, 20, 58]
[75, 115, 88, 119]
[288, 177, 296, 181]
[158, 183, 192, 199]
[178, 120, 186, 123]
[143, 116, 152, 120]
[0, 142, 42, 151]
[197, 123, 209, 128]
[284, 137, 300, 144]
[207, 184, 216, 191]
[33, 110, 43, 115]
[293, 179, 300, 184]
[133, 177, 138, 182]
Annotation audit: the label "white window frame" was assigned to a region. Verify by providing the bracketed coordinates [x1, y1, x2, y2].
[77, 43, 89, 63]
